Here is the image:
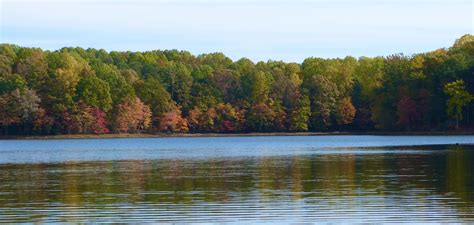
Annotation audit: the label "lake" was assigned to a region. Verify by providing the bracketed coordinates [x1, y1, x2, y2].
[0, 135, 473, 223]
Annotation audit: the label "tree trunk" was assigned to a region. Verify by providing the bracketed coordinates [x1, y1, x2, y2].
[456, 115, 459, 130]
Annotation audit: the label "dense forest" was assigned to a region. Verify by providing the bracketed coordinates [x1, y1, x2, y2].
[0, 35, 473, 135]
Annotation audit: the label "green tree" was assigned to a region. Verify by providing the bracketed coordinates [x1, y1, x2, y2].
[212, 68, 241, 103]
[76, 75, 112, 112]
[93, 63, 135, 105]
[161, 62, 193, 110]
[0, 73, 27, 94]
[251, 71, 272, 103]
[46, 51, 92, 112]
[198, 52, 232, 70]
[192, 65, 214, 81]
[134, 78, 175, 129]
[305, 75, 340, 130]
[443, 80, 474, 129]
[0, 44, 17, 76]
[15, 48, 48, 89]
[289, 95, 311, 131]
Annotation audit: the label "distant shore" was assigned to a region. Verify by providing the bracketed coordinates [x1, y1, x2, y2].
[1, 131, 474, 140]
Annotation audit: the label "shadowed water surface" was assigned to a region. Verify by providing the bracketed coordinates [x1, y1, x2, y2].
[0, 135, 473, 223]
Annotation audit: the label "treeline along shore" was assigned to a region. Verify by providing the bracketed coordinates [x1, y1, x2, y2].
[0, 35, 473, 136]
[2, 131, 474, 140]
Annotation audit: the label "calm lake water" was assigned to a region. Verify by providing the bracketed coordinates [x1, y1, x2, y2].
[0, 135, 473, 223]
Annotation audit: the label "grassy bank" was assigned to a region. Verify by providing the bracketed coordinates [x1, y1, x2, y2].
[1, 130, 474, 140]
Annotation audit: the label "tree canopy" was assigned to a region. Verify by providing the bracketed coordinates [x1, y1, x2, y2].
[0, 34, 473, 135]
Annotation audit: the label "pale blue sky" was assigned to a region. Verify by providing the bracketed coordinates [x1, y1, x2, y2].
[1, 0, 472, 62]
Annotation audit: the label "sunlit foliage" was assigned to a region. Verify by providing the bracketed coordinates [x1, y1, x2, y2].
[0, 35, 473, 134]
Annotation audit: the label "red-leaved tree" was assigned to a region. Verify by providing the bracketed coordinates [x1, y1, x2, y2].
[114, 97, 151, 133]
[158, 105, 188, 133]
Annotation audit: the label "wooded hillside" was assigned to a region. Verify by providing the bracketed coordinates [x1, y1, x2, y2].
[0, 35, 473, 135]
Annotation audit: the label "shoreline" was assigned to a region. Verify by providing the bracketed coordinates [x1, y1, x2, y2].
[1, 131, 474, 140]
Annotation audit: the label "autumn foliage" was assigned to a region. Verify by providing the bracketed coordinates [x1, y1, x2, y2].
[158, 105, 188, 133]
[114, 97, 151, 133]
[336, 97, 356, 126]
[0, 35, 473, 135]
